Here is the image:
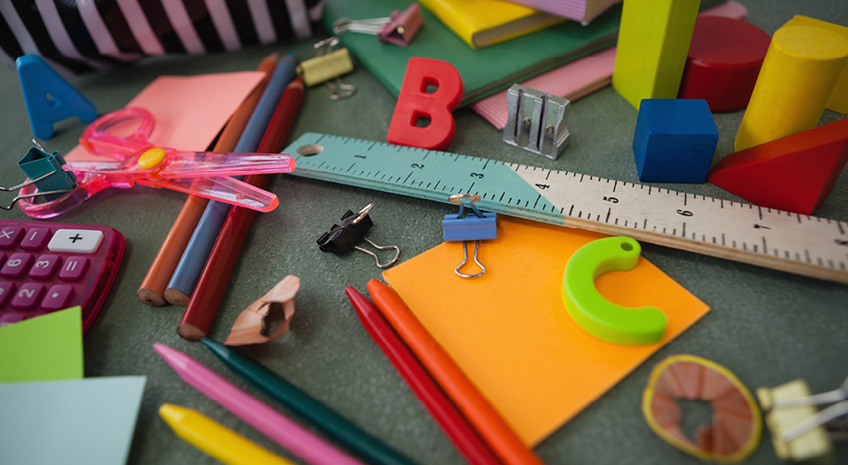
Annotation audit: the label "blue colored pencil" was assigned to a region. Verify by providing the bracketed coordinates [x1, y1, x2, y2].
[164, 53, 297, 305]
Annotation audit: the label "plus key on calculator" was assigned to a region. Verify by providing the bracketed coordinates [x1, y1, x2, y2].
[0, 219, 125, 333]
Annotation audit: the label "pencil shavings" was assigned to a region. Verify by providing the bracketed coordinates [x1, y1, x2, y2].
[224, 275, 300, 346]
[642, 354, 762, 463]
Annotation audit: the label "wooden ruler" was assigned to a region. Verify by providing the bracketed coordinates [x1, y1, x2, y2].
[283, 133, 848, 284]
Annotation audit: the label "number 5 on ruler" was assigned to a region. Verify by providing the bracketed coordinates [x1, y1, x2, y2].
[285, 133, 848, 285]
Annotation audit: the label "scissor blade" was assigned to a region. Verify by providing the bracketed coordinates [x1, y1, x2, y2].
[151, 176, 279, 212]
[160, 151, 295, 179]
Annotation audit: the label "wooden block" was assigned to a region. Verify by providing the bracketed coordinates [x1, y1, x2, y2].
[633, 99, 718, 183]
[709, 118, 848, 215]
[734, 25, 848, 151]
[678, 16, 771, 112]
[784, 15, 848, 114]
[612, 0, 700, 110]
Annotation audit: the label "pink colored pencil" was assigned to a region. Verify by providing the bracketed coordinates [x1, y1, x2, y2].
[153, 343, 365, 465]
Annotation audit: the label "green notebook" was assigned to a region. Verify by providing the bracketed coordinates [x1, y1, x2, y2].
[323, 0, 622, 107]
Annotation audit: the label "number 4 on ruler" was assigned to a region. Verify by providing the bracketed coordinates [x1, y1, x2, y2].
[285, 133, 848, 284]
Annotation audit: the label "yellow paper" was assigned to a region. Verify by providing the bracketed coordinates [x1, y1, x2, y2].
[382, 217, 710, 445]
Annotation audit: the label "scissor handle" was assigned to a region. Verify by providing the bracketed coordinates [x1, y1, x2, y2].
[80, 107, 155, 159]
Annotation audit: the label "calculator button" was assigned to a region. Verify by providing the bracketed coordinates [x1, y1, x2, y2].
[0, 227, 23, 248]
[0, 281, 13, 306]
[11, 283, 44, 309]
[48, 229, 104, 254]
[1, 253, 34, 278]
[20, 227, 50, 250]
[59, 256, 89, 281]
[41, 285, 74, 311]
[0, 312, 27, 325]
[29, 254, 61, 279]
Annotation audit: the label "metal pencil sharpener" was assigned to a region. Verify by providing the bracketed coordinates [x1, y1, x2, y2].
[503, 84, 571, 160]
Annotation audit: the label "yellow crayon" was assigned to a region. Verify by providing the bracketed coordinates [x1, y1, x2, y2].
[159, 403, 295, 465]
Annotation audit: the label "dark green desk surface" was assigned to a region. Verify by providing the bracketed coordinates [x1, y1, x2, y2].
[1, 1, 846, 464]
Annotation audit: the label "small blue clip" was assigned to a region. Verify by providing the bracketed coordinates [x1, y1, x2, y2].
[442, 194, 497, 278]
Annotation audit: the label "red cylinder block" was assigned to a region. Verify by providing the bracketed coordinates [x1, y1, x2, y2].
[678, 16, 771, 112]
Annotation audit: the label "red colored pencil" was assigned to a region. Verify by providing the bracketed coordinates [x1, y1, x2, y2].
[177, 78, 304, 341]
[345, 286, 502, 465]
[137, 54, 279, 306]
[367, 279, 545, 465]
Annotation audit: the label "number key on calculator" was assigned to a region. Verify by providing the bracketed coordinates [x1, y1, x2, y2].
[0, 219, 125, 333]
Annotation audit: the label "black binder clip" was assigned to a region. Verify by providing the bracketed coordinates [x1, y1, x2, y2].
[317, 204, 401, 269]
[1, 142, 77, 211]
[442, 194, 497, 278]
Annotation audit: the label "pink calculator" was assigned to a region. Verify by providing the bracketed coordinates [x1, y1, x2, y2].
[0, 219, 124, 333]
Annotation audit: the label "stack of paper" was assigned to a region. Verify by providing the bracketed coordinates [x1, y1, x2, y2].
[0, 307, 147, 465]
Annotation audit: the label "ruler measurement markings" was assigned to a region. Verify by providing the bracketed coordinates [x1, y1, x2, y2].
[284, 133, 848, 284]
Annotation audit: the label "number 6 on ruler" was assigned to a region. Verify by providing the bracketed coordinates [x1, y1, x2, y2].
[387, 57, 463, 151]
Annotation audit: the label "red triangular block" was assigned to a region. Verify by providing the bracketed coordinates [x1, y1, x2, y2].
[708, 118, 848, 214]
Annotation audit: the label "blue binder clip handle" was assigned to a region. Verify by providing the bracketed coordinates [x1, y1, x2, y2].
[441, 194, 497, 278]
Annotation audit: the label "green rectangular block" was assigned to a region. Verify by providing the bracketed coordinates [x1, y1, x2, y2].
[612, 0, 700, 109]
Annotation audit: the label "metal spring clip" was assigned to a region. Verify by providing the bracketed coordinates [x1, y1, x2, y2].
[1, 142, 77, 211]
[442, 194, 497, 278]
[317, 204, 401, 269]
[332, 3, 424, 47]
[297, 37, 355, 101]
[758, 376, 848, 462]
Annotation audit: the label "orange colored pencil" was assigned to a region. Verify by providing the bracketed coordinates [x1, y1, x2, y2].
[178, 78, 304, 340]
[366, 279, 545, 465]
[137, 54, 279, 306]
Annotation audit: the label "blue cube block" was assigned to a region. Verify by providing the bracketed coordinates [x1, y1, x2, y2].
[632, 99, 718, 183]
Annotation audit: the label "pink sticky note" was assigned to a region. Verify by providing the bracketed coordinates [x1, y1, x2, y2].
[66, 71, 265, 160]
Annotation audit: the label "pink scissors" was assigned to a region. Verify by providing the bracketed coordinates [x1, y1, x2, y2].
[15, 107, 295, 219]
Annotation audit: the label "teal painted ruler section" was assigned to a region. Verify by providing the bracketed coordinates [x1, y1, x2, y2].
[282, 133, 848, 284]
[283, 133, 563, 225]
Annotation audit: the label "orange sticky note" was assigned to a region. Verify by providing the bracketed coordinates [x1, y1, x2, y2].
[382, 217, 710, 445]
[67, 71, 265, 160]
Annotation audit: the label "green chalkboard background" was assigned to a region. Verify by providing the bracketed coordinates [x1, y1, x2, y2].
[0, 1, 845, 464]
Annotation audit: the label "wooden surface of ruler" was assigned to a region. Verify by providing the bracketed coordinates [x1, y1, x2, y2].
[283, 133, 848, 284]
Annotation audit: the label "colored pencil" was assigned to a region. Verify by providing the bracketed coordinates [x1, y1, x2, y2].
[344, 287, 502, 465]
[154, 343, 365, 465]
[201, 337, 417, 465]
[366, 279, 545, 465]
[136, 54, 279, 306]
[178, 78, 303, 341]
[159, 403, 294, 465]
[164, 53, 297, 306]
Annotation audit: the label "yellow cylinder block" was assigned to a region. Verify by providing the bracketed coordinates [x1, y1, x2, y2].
[734, 25, 848, 152]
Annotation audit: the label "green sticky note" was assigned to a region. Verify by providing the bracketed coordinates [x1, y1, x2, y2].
[0, 306, 84, 382]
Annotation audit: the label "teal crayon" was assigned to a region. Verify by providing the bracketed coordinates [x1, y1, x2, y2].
[200, 337, 417, 465]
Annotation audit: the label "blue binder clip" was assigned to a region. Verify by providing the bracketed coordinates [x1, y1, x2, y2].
[1, 143, 78, 211]
[442, 194, 497, 278]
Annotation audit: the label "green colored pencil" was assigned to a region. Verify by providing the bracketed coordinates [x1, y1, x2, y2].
[201, 337, 417, 465]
